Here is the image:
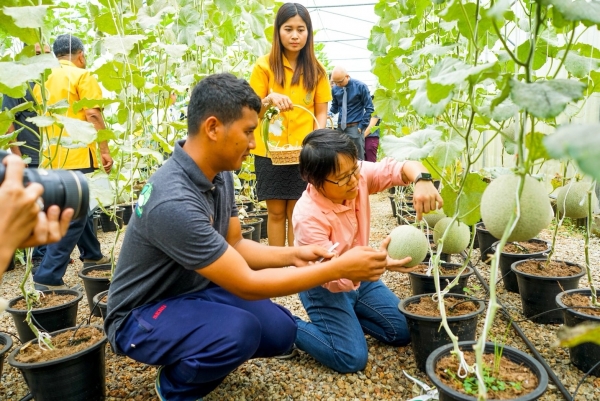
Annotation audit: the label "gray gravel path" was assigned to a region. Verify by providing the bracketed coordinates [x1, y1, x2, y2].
[1, 191, 599, 400]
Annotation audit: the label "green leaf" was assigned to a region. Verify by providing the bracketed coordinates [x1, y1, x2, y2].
[525, 132, 550, 161]
[515, 40, 548, 70]
[544, 123, 600, 181]
[26, 115, 54, 128]
[544, 0, 600, 24]
[441, 173, 488, 225]
[215, 0, 236, 13]
[73, 98, 122, 114]
[368, 26, 389, 53]
[0, 110, 13, 135]
[486, 0, 512, 22]
[56, 115, 97, 146]
[428, 134, 465, 168]
[412, 80, 453, 117]
[557, 322, 600, 347]
[373, 89, 400, 122]
[426, 79, 454, 104]
[97, 129, 117, 142]
[103, 35, 145, 56]
[0, 54, 59, 98]
[427, 58, 496, 100]
[509, 78, 586, 119]
[380, 129, 442, 161]
[2, 5, 51, 29]
[95, 12, 119, 35]
[558, 50, 600, 78]
[373, 57, 402, 90]
[242, 3, 267, 37]
[94, 61, 126, 92]
[173, 5, 201, 45]
[218, 17, 237, 47]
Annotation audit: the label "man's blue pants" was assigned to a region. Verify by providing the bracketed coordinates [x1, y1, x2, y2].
[114, 284, 297, 401]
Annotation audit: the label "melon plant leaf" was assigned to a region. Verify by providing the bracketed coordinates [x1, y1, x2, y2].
[380, 129, 442, 161]
[241, 3, 267, 37]
[558, 50, 600, 79]
[215, 0, 236, 12]
[544, 123, 600, 182]
[427, 134, 465, 168]
[73, 99, 123, 114]
[373, 57, 402, 90]
[441, 172, 487, 226]
[509, 78, 586, 119]
[0, 54, 59, 98]
[368, 26, 389, 54]
[27, 115, 55, 128]
[557, 322, 600, 348]
[56, 116, 98, 146]
[103, 35, 146, 56]
[173, 5, 201, 45]
[544, 0, 600, 24]
[412, 80, 453, 117]
[427, 58, 496, 102]
[2, 5, 51, 29]
[525, 132, 550, 161]
[373, 89, 400, 122]
[95, 12, 119, 35]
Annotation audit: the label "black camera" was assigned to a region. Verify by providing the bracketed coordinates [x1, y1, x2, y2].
[0, 151, 89, 220]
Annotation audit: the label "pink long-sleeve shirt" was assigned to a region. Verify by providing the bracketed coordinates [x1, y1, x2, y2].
[293, 158, 407, 292]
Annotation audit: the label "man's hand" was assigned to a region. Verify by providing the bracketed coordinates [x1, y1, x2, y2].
[413, 181, 444, 221]
[19, 205, 73, 249]
[101, 152, 113, 173]
[336, 246, 387, 282]
[379, 235, 420, 273]
[292, 245, 336, 267]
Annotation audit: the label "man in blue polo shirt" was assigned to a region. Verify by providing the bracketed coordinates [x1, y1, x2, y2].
[104, 73, 392, 401]
[330, 66, 374, 160]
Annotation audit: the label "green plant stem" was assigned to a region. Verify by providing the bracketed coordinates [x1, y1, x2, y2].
[552, 24, 577, 80]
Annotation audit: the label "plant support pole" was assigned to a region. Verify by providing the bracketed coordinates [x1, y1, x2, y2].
[463, 252, 572, 400]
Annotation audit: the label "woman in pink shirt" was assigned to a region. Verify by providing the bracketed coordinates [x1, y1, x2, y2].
[292, 129, 442, 373]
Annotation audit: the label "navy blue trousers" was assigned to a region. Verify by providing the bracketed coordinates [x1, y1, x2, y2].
[114, 285, 297, 400]
[33, 213, 103, 286]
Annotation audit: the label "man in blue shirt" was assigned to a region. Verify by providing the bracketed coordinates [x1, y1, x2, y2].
[330, 66, 374, 160]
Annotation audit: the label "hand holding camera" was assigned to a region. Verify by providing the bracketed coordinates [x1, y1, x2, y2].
[0, 154, 74, 272]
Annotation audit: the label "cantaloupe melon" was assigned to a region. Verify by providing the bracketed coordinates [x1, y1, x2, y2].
[422, 209, 446, 228]
[481, 174, 552, 242]
[556, 182, 597, 219]
[387, 225, 429, 267]
[432, 217, 470, 254]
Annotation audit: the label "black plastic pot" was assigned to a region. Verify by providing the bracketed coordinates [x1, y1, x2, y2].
[556, 289, 600, 376]
[426, 341, 548, 401]
[398, 294, 485, 372]
[8, 325, 107, 401]
[492, 239, 551, 294]
[0, 332, 13, 378]
[389, 195, 397, 217]
[409, 263, 474, 296]
[237, 199, 254, 213]
[512, 259, 584, 324]
[248, 210, 268, 239]
[120, 202, 136, 225]
[78, 264, 112, 317]
[241, 226, 254, 240]
[99, 207, 124, 232]
[242, 217, 263, 243]
[6, 289, 83, 343]
[92, 290, 109, 320]
[475, 222, 498, 264]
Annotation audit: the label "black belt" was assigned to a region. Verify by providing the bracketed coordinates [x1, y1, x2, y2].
[344, 122, 360, 127]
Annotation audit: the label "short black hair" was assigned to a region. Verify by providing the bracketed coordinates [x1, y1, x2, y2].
[187, 73, 261, 136]
[53, 34, 84, 57]
[299, 129, 358, 189]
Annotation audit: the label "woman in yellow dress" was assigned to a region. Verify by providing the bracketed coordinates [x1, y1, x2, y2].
[249, 2, 331, 246]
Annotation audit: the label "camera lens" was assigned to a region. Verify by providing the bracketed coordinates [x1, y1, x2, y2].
[27, 169, 89, 220]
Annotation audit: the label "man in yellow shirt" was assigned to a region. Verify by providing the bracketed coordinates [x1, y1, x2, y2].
[33, 34, 112, 290]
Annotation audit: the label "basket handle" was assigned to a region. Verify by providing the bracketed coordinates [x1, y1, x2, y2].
[261, 104, 320, 153]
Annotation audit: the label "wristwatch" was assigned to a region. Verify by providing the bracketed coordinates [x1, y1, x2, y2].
[414, 172, 433, 184]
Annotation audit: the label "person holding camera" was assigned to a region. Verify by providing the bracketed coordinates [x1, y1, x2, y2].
[0, 154, 73, 274]
[104, 73, 391, 401]
[31, 34, 112, 290]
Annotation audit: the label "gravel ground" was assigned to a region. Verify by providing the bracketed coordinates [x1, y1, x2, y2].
[1, 191, 600, 400]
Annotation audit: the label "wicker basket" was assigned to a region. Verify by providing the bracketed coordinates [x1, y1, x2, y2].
[268, 145, 302, 165]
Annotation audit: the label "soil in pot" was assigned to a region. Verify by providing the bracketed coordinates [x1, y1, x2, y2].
[241, 226, 254, 240]
[556, 289, 600, 376]
[434, 348, 541, 400]
[492, 239, 551, 294]
[248, 210, 268, 239]
[409, 263, 474, 296]
[512, 259, 584, 324]
[8, 325, 107, 401]
[241, 217, 263, 243]
[7, 290, 83, 343]
[399, 295, 484, 372]
[475, 222, 498, 264]
[78, 264, 112, 317]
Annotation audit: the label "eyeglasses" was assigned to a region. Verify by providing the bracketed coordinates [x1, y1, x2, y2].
[332, 75, 348, 85]
[325, 163, 361, 187]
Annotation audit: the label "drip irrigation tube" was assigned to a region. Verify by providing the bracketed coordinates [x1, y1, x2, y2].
[461, 252, 572, 400]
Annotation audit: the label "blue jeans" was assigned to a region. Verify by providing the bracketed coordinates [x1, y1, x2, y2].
[114, 285, 296, 401]
[33, 213, 103, 286]
[295, 280, 410, 373]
